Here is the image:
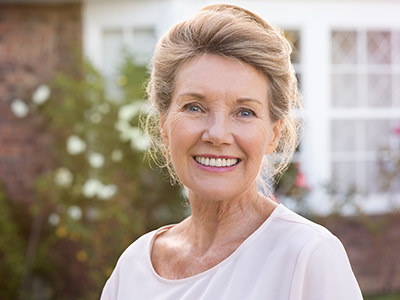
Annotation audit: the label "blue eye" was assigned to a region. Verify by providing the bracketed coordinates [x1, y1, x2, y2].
[238, 109, 255, 117]
[187, 105, 201, 112]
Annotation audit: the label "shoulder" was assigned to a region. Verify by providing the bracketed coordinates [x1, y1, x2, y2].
[100, 226, 170, 300]
[270, 206, 363, 299]
[270, 205, 337, 247]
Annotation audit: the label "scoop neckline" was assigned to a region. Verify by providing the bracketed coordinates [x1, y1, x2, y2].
[147, 203, 284, 285]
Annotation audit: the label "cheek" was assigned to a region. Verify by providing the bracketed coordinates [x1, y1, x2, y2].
[237, 122, 270, 154]
[167, 115, 200, 152]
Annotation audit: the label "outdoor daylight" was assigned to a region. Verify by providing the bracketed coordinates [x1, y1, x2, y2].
[0, 0, 400, 299]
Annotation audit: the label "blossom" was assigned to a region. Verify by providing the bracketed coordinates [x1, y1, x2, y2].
[32, 84, 51, 105]
[48, 213, 60, 226]
[115, 122, 149, 151]
[66, 135, 87, 155]
[82, 178, 102, 198]
[54, 167, 73, 187]
[67, 205, 82, 220]
[111, 150, 123, 162]
[98, 184, 118, 200]
[295, 172, 308, 189]
[395, 125, 400, 135]
[82, 178, 118, 200]
[118, 102, 143, 122]
[10, 99, 29, 118]
[88, 152, 105, 168]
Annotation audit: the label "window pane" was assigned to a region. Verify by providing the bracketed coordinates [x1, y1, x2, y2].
[332, 120, 357, 152]
[393, 31, 400, 65]
[394, 74, 400, 107]
[367, 31, 391, 65]
[365, 161, 384, 193]
[132, 27, 156, 65]
[332, 161, 357, 192]
[103, 29, 124, 98]
[332, 31, 357, 64]
[365, 120, 390, 151]
[367, 74, 392, 107]
[332, 73, 358, 107]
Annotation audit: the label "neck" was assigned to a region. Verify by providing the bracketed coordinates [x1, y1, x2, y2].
[181, 185, 277, 254]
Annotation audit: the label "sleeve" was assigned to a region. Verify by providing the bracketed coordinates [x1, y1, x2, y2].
[100, 280, 110, 300]
[289, 235, 364, 300]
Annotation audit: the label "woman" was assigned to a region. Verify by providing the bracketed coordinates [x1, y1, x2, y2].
[101, 4, 363, 299]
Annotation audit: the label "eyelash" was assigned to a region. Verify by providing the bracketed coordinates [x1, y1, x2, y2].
[183, 103, 256, 117]
[237, 108, 256, 117]
[184, 103, 202, 112]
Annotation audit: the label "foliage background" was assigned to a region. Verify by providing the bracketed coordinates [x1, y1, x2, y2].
[1, 53, 187, 300]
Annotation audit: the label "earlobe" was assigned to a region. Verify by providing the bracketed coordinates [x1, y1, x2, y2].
[265, 119, 282, 155]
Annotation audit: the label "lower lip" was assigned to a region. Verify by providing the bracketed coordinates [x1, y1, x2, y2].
[194, 158, 240, 173]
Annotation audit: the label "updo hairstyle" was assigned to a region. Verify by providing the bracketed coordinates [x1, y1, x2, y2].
[145, 4, 302, 192]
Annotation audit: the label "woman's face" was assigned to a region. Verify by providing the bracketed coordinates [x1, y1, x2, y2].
[161, 54, 281, 202]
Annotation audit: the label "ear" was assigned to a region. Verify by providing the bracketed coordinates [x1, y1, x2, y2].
[160, 114, 170, 146]
[265, 119, 282, 155]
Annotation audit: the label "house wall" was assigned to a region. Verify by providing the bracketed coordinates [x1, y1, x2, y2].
[0, 3, 82, 202]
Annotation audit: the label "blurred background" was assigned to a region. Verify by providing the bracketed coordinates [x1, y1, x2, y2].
[0, 0, 399, 299]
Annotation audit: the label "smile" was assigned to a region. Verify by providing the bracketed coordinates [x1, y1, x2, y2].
[194, 156, 239, 167]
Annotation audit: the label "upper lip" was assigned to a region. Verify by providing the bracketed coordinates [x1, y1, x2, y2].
[194, 154, 240, 159]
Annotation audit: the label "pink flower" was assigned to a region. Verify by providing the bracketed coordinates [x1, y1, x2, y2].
[295, 172, 308, 189]
[395, 125, 400, 135]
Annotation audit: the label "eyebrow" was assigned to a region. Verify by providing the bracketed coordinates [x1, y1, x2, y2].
[236, 98, 263, 106]
[178, 93, 263, 106]
[178, 92, 205, 100]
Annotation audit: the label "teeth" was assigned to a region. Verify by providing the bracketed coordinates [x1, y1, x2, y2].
[195, 156, 238, 167]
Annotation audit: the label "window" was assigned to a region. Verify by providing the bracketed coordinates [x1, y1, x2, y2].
[331, 30, 400, 195]
[102, 27, 156, 99]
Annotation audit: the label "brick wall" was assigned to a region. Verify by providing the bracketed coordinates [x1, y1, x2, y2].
[0, 3, 82, 202]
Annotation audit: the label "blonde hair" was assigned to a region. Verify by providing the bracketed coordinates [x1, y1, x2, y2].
[145, 4, 302, 193]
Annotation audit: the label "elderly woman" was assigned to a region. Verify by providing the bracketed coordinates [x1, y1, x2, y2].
[101, 4, 363, 300]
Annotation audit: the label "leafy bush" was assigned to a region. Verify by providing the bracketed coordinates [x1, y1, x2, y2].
[3, 53, 187, 299]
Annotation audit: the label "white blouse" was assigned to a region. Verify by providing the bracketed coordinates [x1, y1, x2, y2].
[100, 204, 363, 300]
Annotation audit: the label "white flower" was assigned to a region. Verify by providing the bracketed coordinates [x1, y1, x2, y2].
[67, 205, 82, 220]
[82, 178, 118, 200]
[10, 99, 29, 118]
[66, 135, 86, 155]
[82, 178, 102, 198]
[32, 84, 51, 105]
[54, 167, 73, 187]
[88, 152, 105, 168]
[48, 213, 60, 226]
[98, 184, 118, 200]
[111, 150, 123, 162]
[114, 122, 149, 151]
[118, 102, 144, 122]
[130, 128, 149, 151]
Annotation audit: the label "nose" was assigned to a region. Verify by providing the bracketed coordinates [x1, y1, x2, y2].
[201, 112, 233, 146]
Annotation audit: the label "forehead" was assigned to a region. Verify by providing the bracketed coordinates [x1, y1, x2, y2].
[173, 54, 269, 103]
